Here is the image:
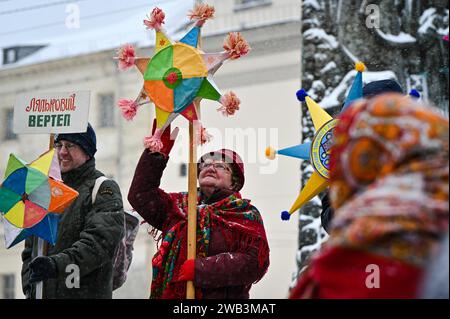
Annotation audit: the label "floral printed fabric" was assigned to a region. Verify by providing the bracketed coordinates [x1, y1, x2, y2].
[150, 192, 268, 299]
[329, 93, 449, 266]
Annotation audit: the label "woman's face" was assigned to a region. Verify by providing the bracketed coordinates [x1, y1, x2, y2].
[198, 159, 234, 194]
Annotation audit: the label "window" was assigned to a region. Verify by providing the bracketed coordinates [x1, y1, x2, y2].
[3, 109, 17, 141]
[3, 48, 17, 65]
[1, 274, 15, 299]
[98, 93, 115, 128]
[2, 46, 46, 65]
[234, 0, 272, 11]
[179, 163, 187, 177]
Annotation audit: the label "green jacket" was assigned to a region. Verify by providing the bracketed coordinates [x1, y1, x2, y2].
[21, 158, 124, 299]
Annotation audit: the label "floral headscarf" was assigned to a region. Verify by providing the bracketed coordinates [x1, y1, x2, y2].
[328, 93, 449, 266]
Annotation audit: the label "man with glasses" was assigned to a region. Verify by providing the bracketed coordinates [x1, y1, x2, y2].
[128, 122, 270, 299]
[21, 123, 125, 299]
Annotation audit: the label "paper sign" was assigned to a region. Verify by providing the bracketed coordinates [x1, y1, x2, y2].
[13, 91, 90, 134]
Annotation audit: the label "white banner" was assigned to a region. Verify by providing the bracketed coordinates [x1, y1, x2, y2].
[13, 91, 90, 134]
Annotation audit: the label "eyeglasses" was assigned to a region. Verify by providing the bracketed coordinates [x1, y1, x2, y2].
[54, 142, 77, 151]
[199, 162, 231, 172]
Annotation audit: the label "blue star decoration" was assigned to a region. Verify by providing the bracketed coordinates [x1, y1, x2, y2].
[266, 62, 366, 221]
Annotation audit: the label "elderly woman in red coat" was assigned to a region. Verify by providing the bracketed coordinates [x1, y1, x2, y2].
[128, 124, 269, 299]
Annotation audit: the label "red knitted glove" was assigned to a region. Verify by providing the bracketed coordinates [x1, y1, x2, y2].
[178, 259, 195, 281]
[150, 119, 179, 157]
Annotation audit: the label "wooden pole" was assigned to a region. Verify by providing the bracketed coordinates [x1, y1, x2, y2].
[186, 116, 198, 299]
[35, 134, 54, 299]
[35, 238, 44, 299]
[186, 11, 203, 298]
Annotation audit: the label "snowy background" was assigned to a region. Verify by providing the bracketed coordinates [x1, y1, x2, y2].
[0, 0, 448, 299]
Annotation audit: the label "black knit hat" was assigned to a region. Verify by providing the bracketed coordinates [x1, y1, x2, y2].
[55, 123, 97, 158]
[362, 79, 404, 98]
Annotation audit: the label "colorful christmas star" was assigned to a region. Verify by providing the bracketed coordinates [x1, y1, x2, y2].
[114, 3, 250, 151]
[0, 149, 78, 248]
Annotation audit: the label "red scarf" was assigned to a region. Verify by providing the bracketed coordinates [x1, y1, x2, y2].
[150, 191, 269, 299]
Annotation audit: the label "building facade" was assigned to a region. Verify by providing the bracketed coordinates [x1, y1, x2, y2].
[0, 0, 302, 299]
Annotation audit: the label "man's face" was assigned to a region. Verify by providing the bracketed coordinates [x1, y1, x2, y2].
[55, 140, 90, 173]
[198, 159, 234, 192]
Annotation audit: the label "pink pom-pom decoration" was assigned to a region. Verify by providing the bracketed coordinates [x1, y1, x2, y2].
[117, 99, 139, 120]
[188, 3, 215, 26]
[444, 35, 449, 42]
[143, 7, 165, 31]
[218, 91, 241, 116]
[223, 32, 250, 60]
[199, 126, 212, 145]
[143, 129, 163, 152]
[115, 44, 136, 71]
